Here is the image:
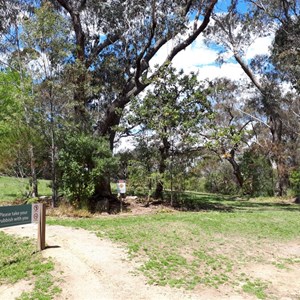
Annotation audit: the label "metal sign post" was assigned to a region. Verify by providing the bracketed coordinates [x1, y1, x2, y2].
[117, 180, 126, 213]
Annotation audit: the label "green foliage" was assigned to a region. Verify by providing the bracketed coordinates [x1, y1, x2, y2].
[183, 176, 206, 193]
[240, 150, 274, 197]
[119, 140, 159, 196]
[0, 67, 47, 179]
[289, 169, 300, 196]
[131, 66, 210, 143]
[272, 17, 300, 91]
[204, 161, 239, 195]
[58, 133, 117, 207]
[21, 1, 73, 70]
[0, 70, 25, 173]
[127, 160, 151, 195]
[125, 66, 211, 198]
[242, 279, 268, 299]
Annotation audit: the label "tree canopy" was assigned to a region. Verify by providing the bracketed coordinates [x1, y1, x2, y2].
[0, 0, 299, 209]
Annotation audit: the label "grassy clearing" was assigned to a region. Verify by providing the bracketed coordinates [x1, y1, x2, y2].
[1, 176, 299, 298]
[0, 176, 52, 203]
[0, 231, 61, 299]
[47, 195, 300, 297]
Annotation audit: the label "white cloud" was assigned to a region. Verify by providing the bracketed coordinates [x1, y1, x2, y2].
[149, 37, 218, 72]
[172, 38, 219, 69]
[246, 35, 274, 60]
[148, 31, 274, 83]
[196, 63, 249, 81]
[114, 136, 135, 153]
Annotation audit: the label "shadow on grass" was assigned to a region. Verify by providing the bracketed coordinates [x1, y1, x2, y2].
[0, 193, 19, 198]
[170, 193, 233, 212]
[229, 200, 300, 212]
[166, 192, 300, 213]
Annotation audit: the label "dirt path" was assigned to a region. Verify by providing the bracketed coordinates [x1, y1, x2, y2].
[0, 224, 252, 300]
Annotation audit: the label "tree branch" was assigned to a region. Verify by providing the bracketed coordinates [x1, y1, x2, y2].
[86, 34, 120, 68]
[233, 52, 264, 93]
[55, 0, 85, 60]
[167, 0, 218, 61]
[135, 0, 157, 88]
[236, 107, 271, 128]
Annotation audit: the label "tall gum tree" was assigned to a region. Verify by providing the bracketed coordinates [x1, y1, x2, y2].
[21, 1, 74, 206]
[205, 0, 298, 195]
[126, 66, 211, 201]
[202, 78, 254, 190]
[0, 0, 45, 197]
[51, 0, 218, 204]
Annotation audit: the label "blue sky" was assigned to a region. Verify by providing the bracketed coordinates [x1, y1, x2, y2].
[119, 0, 275, 150]
[148, 0, 274, 83]
[149, 31, 273, 82]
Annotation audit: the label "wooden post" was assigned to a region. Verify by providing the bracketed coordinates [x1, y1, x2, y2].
[37, 203, 46, 251]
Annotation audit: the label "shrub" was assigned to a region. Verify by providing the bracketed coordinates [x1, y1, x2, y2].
[240, 150, 274, 197]
[204, 162, 239, 195]
[58, 133, 117, 208]
[289, 170, 300, 196]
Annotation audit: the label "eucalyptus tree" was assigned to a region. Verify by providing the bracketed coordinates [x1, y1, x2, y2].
[126, 66, 211, 200]
[204, 0, 299, 195]
[49, 0, 218, 204]
[0, 0, 19, 57]
[0, 1, 42, 196]
[123, 139, 159, 200]
[0, 71, 24, 174]
[265, 1, 300, 195]
[202, 78, 256, 189]
[268, 0, 300, 139]
[0, 68, 48, 196]
[21, 1, 74, 206]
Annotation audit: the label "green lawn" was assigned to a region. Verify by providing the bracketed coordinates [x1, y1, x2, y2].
[47, 196, 300, 297]
[0, 176, 52, 203]
[0, 232, 61, 299]
[1, 176, 299, 298]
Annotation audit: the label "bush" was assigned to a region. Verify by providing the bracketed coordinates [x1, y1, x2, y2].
[240, 150, 274, 197]
[58, 133, 117, 208]
[289, 170, 300, 196]
[204, 162, 239, 195]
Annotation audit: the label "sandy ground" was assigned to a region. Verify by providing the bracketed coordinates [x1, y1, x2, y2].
[0, 223, 299, 300]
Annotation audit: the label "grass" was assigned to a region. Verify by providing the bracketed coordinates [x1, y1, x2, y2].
[0, 231, 61, 299]
[242, 279, 268, 299]
[1, 177, 299, 298]
[0, 176, 52, 203]
[47, 195, 300, 297]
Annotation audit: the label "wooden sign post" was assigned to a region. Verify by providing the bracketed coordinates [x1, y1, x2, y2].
[37, 204, 46, 251]
[0, 203, 46, 251]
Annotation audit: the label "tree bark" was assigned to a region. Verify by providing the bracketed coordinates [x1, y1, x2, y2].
[29, 144, 38, 198]
[50, 114, 58, 207]
[90, 176, 114, 212]
[234, 52, 288, 195]
[154, 136, 170, 200]
[227, 157, 244, 188]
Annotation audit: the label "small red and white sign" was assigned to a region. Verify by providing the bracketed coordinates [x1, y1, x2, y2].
[117, 180, 126, 194]
[32, 204, 40, 223]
